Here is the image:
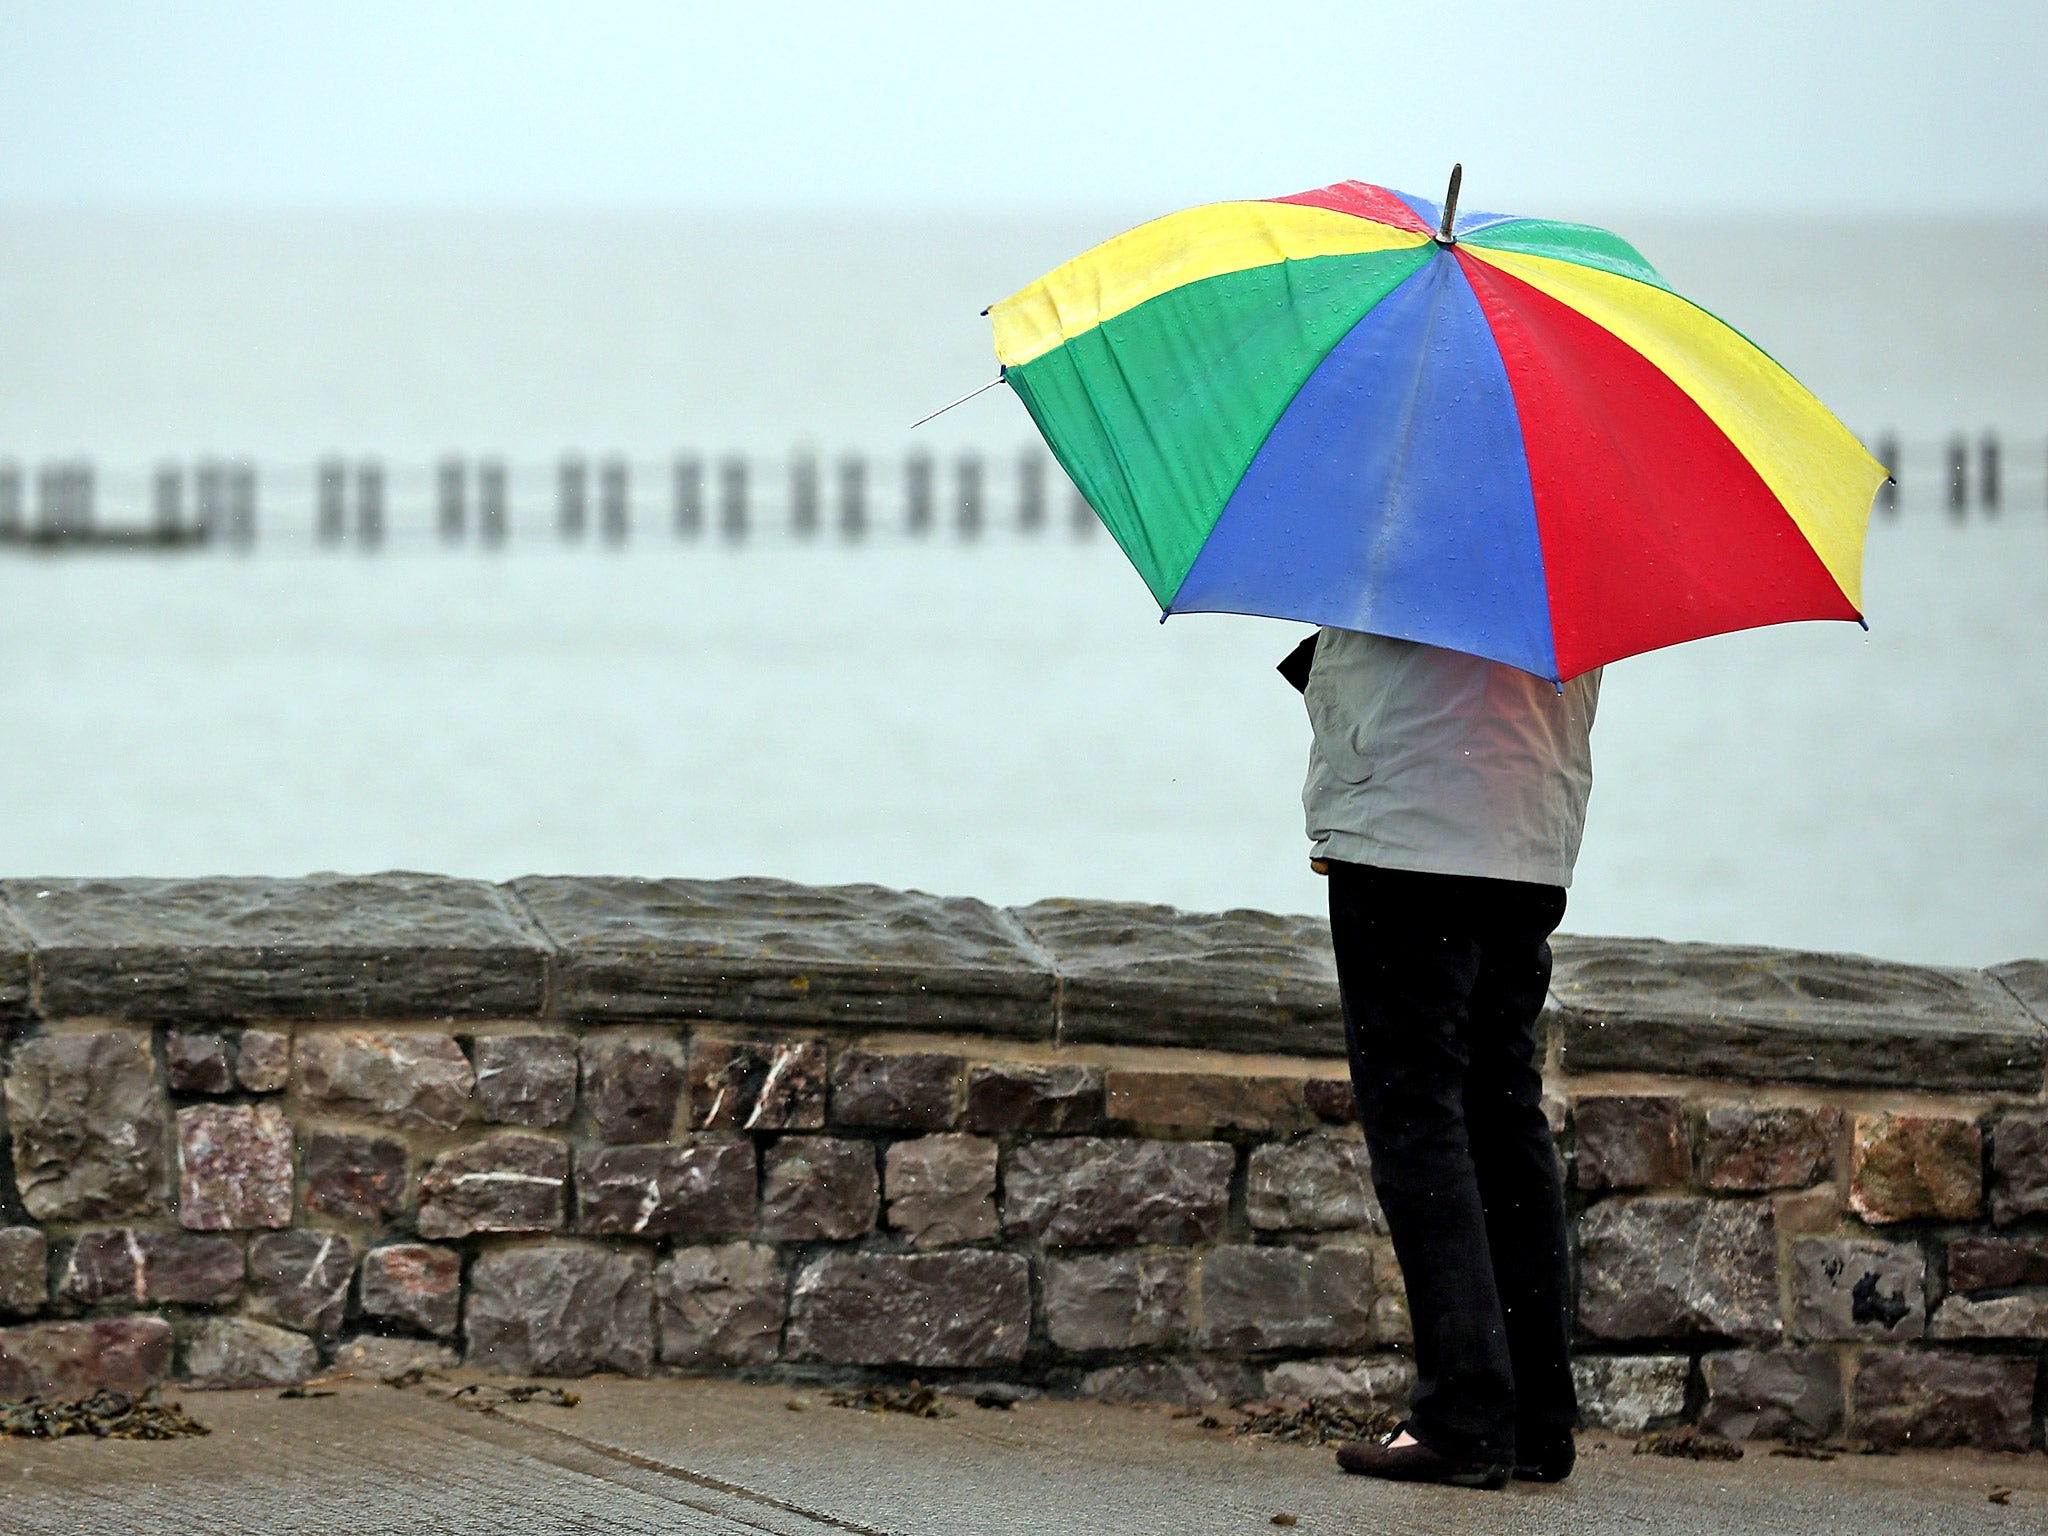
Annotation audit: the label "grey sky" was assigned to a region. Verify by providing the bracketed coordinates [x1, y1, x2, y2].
[1, 0, 2042, 214]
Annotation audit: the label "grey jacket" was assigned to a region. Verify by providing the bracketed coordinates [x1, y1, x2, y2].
[1302, 628, 1601, 888]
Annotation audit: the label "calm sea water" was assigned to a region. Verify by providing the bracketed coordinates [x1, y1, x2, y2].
[0, 210, 2043, 967]
[1, 518, 2042, 969]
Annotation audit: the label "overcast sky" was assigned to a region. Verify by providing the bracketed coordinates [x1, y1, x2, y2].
[1, 1, 2043, 215]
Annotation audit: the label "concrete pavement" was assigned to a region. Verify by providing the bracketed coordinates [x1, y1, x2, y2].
[2, 1374, 2044, 1535]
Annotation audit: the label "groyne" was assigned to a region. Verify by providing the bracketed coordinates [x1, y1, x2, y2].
[0, 434, 2039, 549]
[0, 874, 2042, 1453]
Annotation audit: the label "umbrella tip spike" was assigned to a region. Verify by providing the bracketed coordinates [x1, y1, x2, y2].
[1437, 163, 1463, 244]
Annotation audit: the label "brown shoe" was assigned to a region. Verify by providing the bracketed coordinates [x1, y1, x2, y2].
[1335, 1424, 1510, 1490]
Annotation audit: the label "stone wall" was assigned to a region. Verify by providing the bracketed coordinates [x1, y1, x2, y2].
[0, 874, 2043, 1454]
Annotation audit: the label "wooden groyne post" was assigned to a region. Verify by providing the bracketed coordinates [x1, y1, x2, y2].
[557, 456, 588, 541]
[355, 460, 385, 547]
[904, 453, 933, 537]
[719, 457, 748, 542]
[955, 454, 984, 539]
[1873, 435, 1899, 517]
[438, 458, 467, 542]
[837, 455, 867, 539]
[600, 457, 629, 544]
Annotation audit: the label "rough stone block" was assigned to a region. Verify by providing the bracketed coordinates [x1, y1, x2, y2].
[760, 1137, 878, 1242]
[1577, 1197, 1780, 1342]
[295, 1031, 474, 1131]
[1848, 1113, 1982, 1223]
[1851, 1352, 2036, 1452]
[164, 1030, 235, 1095]
[178, 1104, 294, 1230]
[1697, 1104, 1841, 1191]
[656, 1243, 786, 1367]
[5, 1031, 166, 1221]
[1573, 1096, 1690, 1191]
[0, 1317, 173, 1398]
[1372, 1255, 1412, 1347]
[236, 1030, 291, 1093]
[4, 874, 547, 1019]
[686, 1040, 825, 1135]
[962, 1062, 1104, 1134]
[303, 1132, 409, 1224]
[575, 1143, 756, 1240]
[466, 1245, 654, 1377]
[1947, 1233, 2048, 1293]
[1105, 1070, 1306, 1135]
[1078, 1360, 1259, 1408]
[1700, 1350, 1843, 1442]
[1004, 1138, 1233, 1248]
[1302, 1077, 1357, 1125]
[473, 1033, 578, 1127]
[331, 1336, 458, 1380]
[1246, 1136, 1382, 1232]
[885, 1134, 997, 1247]
[0, 902, 26, 1024]
[1262, 1355, 1414, 1411]
[1551, 935, 2047, 1091]
[1989, 1109, 2048, 1224]
[247, 1229, 357, 1336]
[1789, 1238, 1925, 1342]
[583, 1034, 689, 1142]
[183, 1316, 318, 1388]
[830, 1049, 962, 1129]
[0, 1227, 48, 1315]
[1195, 1245, 1374, 1353]
[1928, 1293, 2048, 1339]
[1011, 899, 1340, 1054]
[64, 1229, 243, 1306]
[359, 1243, 463, 1337]
[514, 875, 1055, 1035]
[1043, 1252, 1189, 1351]
[417, 1131, 568, 1239]
[785, 1251, 1030, 1368]
[1573, 1355, 1691, 1434]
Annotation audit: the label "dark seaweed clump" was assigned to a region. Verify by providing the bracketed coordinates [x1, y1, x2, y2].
[0, 1390, 210, 1441]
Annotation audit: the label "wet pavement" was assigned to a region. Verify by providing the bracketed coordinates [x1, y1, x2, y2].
[2, 1374, 2044, 1535]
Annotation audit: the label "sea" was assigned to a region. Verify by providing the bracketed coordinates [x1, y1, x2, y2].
[0, 208, 2044, 969]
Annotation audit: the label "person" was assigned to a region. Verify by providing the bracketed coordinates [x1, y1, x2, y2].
[1282, 626, 1601, 1491]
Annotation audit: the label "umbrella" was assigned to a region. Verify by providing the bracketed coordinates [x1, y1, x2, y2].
[987, 170, 1886, 684]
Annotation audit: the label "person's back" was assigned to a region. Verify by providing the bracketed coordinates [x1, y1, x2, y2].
[1296, 627, 1599, 1491]
[1303, 628, 1600, 888]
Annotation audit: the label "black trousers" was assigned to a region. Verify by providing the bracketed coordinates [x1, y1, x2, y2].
[1326, 859, 1577, 1464]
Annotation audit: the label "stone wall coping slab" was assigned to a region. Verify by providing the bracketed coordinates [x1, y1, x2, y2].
[511, 875, 1055, 1036]
[1009, 898, 1342, 1056]
[0, 874, 2036, 1104]
[1991, 959, 2048, 1025]
[1552, 935, 2048, 1093]
[1, 874, 548, 1021]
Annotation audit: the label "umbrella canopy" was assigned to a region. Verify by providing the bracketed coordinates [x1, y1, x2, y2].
[989, 178, 1886, 683]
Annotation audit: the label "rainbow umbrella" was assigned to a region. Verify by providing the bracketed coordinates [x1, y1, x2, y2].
[988, 171, 1886, 683]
